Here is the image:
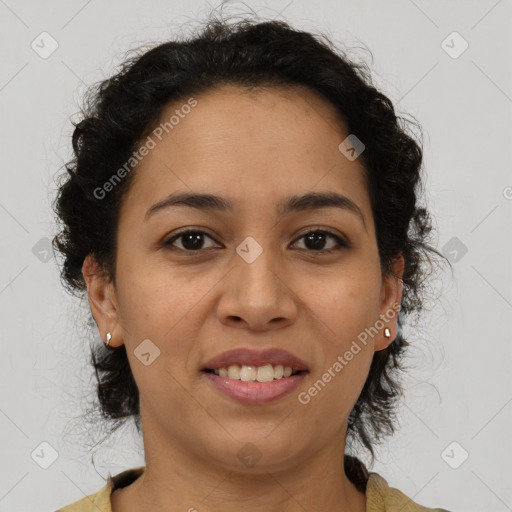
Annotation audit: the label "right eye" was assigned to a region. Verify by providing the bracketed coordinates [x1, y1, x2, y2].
[163, 230, 221, 253]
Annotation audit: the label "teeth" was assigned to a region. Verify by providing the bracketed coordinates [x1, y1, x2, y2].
[240, 365, 257, 382]
[212, 363, 298, 381]
[273, 364, 284, 379]
[256, 364, 274, 382]
[227, 365, 241, 379]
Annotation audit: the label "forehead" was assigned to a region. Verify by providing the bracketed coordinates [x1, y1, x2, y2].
[121, 83, 370, 222]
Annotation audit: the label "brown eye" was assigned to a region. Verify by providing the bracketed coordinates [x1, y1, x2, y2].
[163, 228, 348, 255]
[292, 230, 348, 252]
[164, 230, 219, 252]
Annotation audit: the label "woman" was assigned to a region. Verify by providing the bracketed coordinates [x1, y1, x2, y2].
[53, 14, 451, 512]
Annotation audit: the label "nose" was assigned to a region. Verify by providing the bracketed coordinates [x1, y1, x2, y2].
[216, 250, 298, 332]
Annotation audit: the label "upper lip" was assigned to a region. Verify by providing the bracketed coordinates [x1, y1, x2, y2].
[202, 348, 309, 371]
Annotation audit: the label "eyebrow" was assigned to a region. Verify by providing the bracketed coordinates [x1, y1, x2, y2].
[145, 191, 366, 230]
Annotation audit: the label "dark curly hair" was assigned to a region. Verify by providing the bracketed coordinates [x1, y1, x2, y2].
[52, 13, 450, 484]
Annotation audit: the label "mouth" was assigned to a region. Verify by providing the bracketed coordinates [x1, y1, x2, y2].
[201, 348, 309, 404]
[203, 364, 306, 382]
[202, 368, 308, 405]
[201, 347, 309, 378]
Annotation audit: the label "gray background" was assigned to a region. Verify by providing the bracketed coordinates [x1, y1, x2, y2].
[1, 0, 511, 510]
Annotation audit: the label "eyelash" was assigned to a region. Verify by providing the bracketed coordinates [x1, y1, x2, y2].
[163, 228, 349, 255]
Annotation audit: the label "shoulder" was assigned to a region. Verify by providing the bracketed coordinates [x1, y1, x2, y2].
[366, 472, 452, 512]
[54, 467, 145, 512]
[54, 482, 112, 512]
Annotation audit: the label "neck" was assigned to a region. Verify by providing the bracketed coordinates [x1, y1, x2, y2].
[111, 410, 367, 512]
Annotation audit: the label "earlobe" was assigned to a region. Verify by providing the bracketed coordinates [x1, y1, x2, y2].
[82, 254, 120, 346]
[375, 254, 405, 351]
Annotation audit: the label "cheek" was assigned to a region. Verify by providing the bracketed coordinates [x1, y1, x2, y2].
[114, 251, 186, 329]
[299, 266, 380, 405]
[306, 268, 381, 342]
[299, 291, 376, 423]
[115, 262, 204, 413]
[114, 255, 212, 373]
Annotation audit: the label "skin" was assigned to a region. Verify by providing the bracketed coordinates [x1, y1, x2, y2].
[83, 83, 404, 512]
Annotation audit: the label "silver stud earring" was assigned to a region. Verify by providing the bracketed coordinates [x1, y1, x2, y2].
[105, 332, 112, 347]
[384, 328, 391, 339]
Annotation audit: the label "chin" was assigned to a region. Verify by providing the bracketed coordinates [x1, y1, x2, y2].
[202, 431, 307, 473]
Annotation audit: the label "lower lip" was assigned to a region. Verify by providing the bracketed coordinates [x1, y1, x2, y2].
[202, 371, 308, 405]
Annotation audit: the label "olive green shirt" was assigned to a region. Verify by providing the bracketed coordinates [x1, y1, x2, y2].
[55, 466, 450, 511]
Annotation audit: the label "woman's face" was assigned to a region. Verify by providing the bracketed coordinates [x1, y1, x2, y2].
[85, 84, 403, 472]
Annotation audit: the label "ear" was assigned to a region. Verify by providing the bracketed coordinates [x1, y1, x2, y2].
[374, 253, 405, 351]
[82, 254, 122, 347]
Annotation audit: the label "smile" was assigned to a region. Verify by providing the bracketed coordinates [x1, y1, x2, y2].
[202, 367, 308, 405]
[204, 363, 303, 382]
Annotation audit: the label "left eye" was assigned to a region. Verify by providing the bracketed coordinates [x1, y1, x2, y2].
[292, 230, 347, 252]
[163, 229, 347, 253]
